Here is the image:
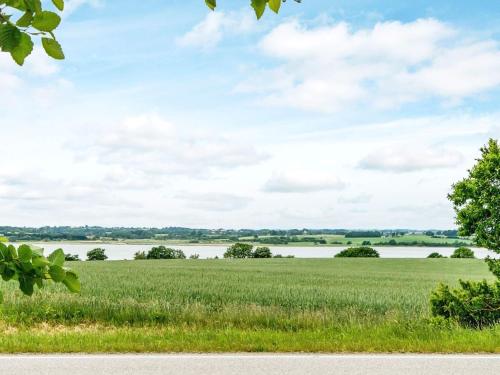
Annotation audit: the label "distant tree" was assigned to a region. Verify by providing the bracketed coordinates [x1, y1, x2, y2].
[253, 246, 273, 258]
[388, 239, 397, 246]
[424, 231, 435, 237]
[450, 247, 475, 259]
[224, 243, 253, 258]
[64, 253, 80, 261]
[189, 254, 200, 259]
[361, 240, 371, 246]
[427, 252, 445, 259]
[86, 248, 107, 261]
[146, 246, 186, 260]
[335, 247, 380, 258]
[134, 251, 147, 260]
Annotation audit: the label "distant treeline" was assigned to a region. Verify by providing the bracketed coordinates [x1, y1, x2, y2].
[0, 226, 460, 242]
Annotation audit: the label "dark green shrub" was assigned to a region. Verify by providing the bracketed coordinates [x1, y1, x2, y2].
[361, 240, 371, 246]
[64, 253, 80, 261]
[134, 251, 147, 260]
[224, 243, 253, 258]
[189, 254, 200, 259]
[87, 248, 107, 261]
[430, 280, 500, 328]
[450, 247, 475, 258]
[335, 246, 379, 258]
[427, 252, 445, 258]
[147, 246, 186, 259]
[253, 246, 272, 258]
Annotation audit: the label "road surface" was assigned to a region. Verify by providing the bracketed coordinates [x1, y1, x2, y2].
[0, 354, 499, 375]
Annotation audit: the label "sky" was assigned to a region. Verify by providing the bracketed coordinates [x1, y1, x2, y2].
[0, 0, 499, 229]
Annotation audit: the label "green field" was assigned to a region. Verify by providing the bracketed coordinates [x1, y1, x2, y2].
[0, 259, 498, 352]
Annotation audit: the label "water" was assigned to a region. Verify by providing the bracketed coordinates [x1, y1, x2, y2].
[9, 242, 497, 260]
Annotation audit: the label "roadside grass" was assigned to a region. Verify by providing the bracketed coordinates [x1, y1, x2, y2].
[0, 259, 498, 352]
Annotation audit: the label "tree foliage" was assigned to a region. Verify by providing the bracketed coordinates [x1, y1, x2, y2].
[449, 138, 499, 253]
[335, 247, 380, 258]
[427, 252, 445, 258]
[0, 242, 80, 301]
[1, 0, 302, 64]
[146, 246, 186, 260]
[86, 248, 107, 261]
[0, 0, 65, 65]
[450, 247, 475, 259]
[205, 0, 301, 20]
[224, 243, 254, 258]
[253, 246, 273, 258]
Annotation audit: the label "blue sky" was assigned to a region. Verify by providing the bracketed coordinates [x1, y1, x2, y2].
[0, 0, 499, 228]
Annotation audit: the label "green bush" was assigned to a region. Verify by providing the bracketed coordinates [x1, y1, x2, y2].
[335, 246, 380, 258]
[253, 246, 272, 258]
[146, 246, 186, 259]
[134, 251, 147, 260]
[189, 254, 200, 259]
[430, 280, 500, 328]
[427, 252, 445, 258]
[87, 248, 107, 261]
[450, 247, 475, 258]
[64, 253, 80, 261]
[224, 243, 253, 258]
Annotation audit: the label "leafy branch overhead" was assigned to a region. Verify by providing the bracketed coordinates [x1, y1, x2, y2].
[206, 0, 301, 19]
[0, 0, 64, 65]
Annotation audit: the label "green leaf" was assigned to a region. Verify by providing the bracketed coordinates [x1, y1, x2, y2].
[205, 0, 216, 10]
[23, 0, 42, 13]
[19, 275, 34, 296]
[268, 0, 281, 13]
[18, 244, 33, 263]
[62, 271, 80, 293]
[251, 0, 267, 19]
[52, 0, 64, 11]
[1, 267, 16, 281]
[32, 11, 61, 32]
[41, 37, 64, 59]
[48, 265, 66, 282]
[30, 245, 44, 257]
[32, 256, 49, 268]
[0, 243, 8, 261]
[0, 24, 22, 52]
[16, 11, 33, 27]
[48, 248, 65, 266]
[8, 245, 18, 260]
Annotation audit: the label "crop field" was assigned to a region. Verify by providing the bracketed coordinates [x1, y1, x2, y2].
[0, 259, 498, 353]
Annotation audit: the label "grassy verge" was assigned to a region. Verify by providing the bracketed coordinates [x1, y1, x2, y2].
[0, 259, 498, 352]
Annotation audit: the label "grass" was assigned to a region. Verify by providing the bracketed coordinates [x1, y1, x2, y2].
[0, 259, 498, 352]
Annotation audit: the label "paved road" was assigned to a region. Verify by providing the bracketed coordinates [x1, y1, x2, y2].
[0, 354, 499, 375]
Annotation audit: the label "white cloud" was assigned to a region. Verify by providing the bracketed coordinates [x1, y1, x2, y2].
[65, 0, 103, 17]
[237, 19, 500, 112]
[338, 194, 372, 204]
[359, 146, 464, 172]
[177, 11, 256, 49]
[177, 192, 251, 211]
[263, 171, 346, 193]
[78, 113, 268, 176]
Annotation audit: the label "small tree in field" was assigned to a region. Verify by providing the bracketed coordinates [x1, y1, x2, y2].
[87, 248, 107, 261]
[335, 246, 380, 258]
[224, 243, 253, 258]
[450, 247, 475, 259]
[146, 246, 186, 259]
[427, 252, 445, 258]
[431, 139, 500, 327]
[253, 246, 273, 258]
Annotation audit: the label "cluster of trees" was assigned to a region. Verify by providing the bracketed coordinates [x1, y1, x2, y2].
[345, 231, 382, 238]
[427, 247, 476, 259]
[134, 246, 186, 260]
[334, 247, 380, 258]
[224, 243, 273, 258]
[374, 239, 470, 247]
[431, 139, 499, 327]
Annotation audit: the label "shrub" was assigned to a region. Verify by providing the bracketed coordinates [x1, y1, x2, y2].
[64, 253, 80, 261]
[87, 248, 107, 261]
[224, 243, 253, 258]
[450, 247, 475, 259]
[427, 252, 445, 258]
[146, 246, 186, 259]
[361, 240, 371, 246]
[253, 246, 272, 258]
[134, 251, 147, 260]
[335, 246, 380, 258]
[189, 254, 200, 259]
[430, 280, 500, 328]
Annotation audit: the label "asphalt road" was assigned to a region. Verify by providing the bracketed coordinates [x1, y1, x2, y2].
[1, 354, 499, 375]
